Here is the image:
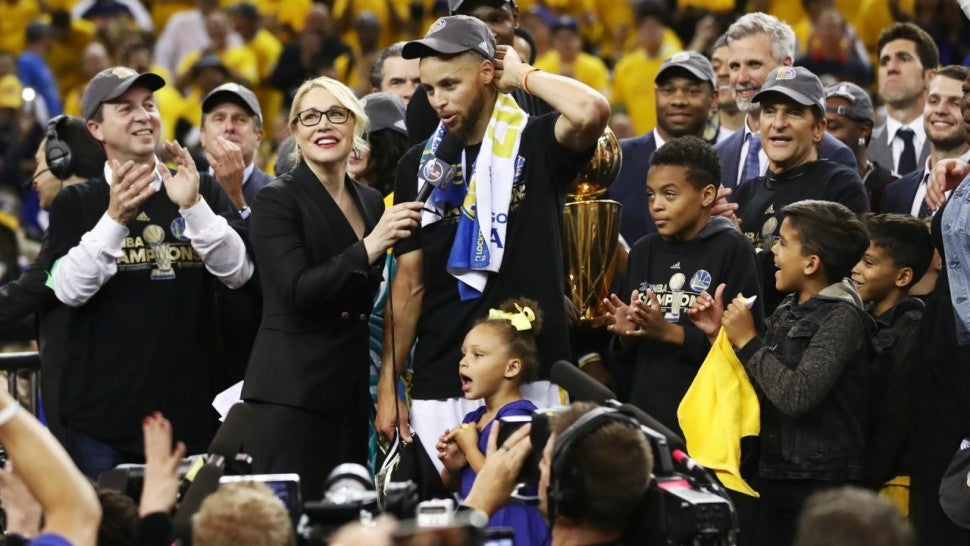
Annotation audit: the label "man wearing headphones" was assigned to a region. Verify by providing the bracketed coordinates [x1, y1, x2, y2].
[0, 116, 106, 445]
[463, 401, 653, 545]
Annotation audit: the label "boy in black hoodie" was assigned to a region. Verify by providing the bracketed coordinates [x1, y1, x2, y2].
[720, 199, 872, 546]
[850, 214, 933, 506]
[603, 136, 763, 438]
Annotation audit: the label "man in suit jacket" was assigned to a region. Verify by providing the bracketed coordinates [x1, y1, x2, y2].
[867, 23, 938, 178]
[200, 82, 270, 387]
[714, 13, 856, 194]
[881, 67, 970, 216]
[608, 51, 725, 246]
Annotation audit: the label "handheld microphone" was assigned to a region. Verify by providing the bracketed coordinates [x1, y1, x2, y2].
[416, 131, 464, 203]
[172, 463, 223, 543]
[205, 402, 253, 468]
[549, 360, 686, 452]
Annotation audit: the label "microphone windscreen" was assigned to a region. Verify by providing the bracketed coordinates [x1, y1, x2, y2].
[434, 131, 464, 164]
[171, 463, 223, 542]
[550, 360, 615, 404]
[207, 402, 253, 460]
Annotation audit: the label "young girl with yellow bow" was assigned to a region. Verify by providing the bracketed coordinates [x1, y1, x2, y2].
[435, 297, 549, 545]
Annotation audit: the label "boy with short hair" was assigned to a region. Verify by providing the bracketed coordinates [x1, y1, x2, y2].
[604, 136, 762, 438]
[721, 199, 872, 546]
[850, 213, 933, 496]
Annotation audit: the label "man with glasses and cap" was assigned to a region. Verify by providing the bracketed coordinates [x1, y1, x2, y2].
[824, 81, 897, 213]
[732, 66, 868, 315]
[375, 14, 610, 469]
[45, 67, 253, 478]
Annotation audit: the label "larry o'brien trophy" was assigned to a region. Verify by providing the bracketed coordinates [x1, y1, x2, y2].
[562, 127, 622, 327]
[143, 224, 176, 280]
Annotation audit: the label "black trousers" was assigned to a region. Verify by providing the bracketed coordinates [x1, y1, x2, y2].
[755, 478, 846, 546]
[246, 399, 368, 502]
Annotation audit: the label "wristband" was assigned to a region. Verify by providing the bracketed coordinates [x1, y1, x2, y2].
[0, 401, 22, 427]
[522, 68, 541, 94]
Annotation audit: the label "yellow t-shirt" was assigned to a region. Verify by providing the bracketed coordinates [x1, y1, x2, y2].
[612, 43, 682, 135]
[177, 45, 260, 86]
[332, 0, 410, 50]
[0, 0, 40, 55]
[251, 0, 312, 36]
[535, 51, 611, 101]
[150, 0, 194, 33]
[246, 28, 284, 128]
[47, 18, 96, 100]
[156, 85, 187, 143]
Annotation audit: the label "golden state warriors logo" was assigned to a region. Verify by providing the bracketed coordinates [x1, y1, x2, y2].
[111, 67, 137, 78]
[775, 67, 797, 80]
[670, 52, 691, 63]
[428, 18, 446, 35]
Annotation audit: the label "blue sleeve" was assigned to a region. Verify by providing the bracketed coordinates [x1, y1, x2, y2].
[29, 534, 73, 546]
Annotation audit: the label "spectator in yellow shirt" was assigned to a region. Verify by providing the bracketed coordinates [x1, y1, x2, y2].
[535, 16, 611, 100]
[0, 0, 40, 55]
[176, 10, 259, 91]
[612, 0, 683, 135]
[63, 42, 111, 118]
[47, 10, 97, 101]
[229, 2, 283, 143]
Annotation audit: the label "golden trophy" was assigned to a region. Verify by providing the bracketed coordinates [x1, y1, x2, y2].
[562, 127, 622, 327]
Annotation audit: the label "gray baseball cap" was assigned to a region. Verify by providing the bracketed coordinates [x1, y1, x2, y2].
[82, 66, 165, 120]
[361, 92, 407, 136]
[202, 82, 262, 124]
[752, 66, 825, 111]
[655, 51, 716, 87]
[448, 0, 515, 15]
[402, 15, 496, 60]
[824, 82, 875, 123]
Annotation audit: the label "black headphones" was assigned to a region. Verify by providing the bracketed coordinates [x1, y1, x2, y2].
[547, 407, 641, 522]
[45, 115, 74, 180]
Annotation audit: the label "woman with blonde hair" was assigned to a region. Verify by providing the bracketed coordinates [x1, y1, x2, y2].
[241, 77, 423, 500]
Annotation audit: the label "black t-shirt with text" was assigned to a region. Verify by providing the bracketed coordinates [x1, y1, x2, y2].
[394, 113, 592, 399]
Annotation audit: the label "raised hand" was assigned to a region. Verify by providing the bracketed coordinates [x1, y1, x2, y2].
[139, 411, 186, 517]
[108, 159, 157, 225]
[161, 140, 201, 209]
[493, 44, 525, 94]
[927, 157, 970, 210]
[688, 283, 726, 339]
[205, 136, 246, 209]
[722, 293, 757, 348]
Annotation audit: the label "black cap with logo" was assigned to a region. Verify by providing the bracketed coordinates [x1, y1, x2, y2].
[82, 67, 165, 120]
[402, 15, 496, 60]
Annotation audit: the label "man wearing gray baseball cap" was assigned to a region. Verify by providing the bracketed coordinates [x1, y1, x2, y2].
[47, 66, 254, 478]
[732, 64, 868, 314]
[376, 14, 610, 507]
[824, 81, 898, 210]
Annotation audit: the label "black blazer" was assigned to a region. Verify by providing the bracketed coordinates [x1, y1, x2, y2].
[880, 168, 924, 215]
[242, 160, 385, 413]
[607, 132, 658, 246]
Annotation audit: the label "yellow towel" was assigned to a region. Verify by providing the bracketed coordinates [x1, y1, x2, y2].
[677, 328, 760, 497]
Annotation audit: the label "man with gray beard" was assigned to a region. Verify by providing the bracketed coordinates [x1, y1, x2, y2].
[714, 12, 856, 195]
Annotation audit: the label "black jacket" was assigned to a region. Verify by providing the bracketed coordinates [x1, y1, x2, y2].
[739, 280, 874, 482]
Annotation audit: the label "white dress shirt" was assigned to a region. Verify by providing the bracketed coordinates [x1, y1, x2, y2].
[885, 114, 926, 174]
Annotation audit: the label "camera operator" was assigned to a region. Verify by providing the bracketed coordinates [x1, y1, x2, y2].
[463, 401, 653, 546]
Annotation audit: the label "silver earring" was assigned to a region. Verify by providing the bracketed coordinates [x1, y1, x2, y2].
[857, 137, 866, 147]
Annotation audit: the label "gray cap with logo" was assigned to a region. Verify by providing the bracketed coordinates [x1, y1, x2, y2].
[448, 0, 515, 14]
[202, 82, 263, 124]
[752, 66, 825, 111]
[655, 50, 716, 87]
[824, 82, 875, 123]
[82, 67, 165, 120]
[402, 15, 496, 60]
[361, 92, 407, 136]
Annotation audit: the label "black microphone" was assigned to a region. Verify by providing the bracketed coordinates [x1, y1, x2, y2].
[550, 360, 686, 452]
[416, 131, 464, 203]
[172, 463, 223, 543]
[206, 402, 253, 467]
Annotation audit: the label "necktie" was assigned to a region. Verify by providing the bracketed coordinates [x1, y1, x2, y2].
[740, 132, 761, 186]
[917, 173, 934, 219]
[897, 128, 917, 175]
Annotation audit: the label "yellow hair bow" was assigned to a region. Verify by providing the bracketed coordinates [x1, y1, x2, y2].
[487, 304, 535, 331]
